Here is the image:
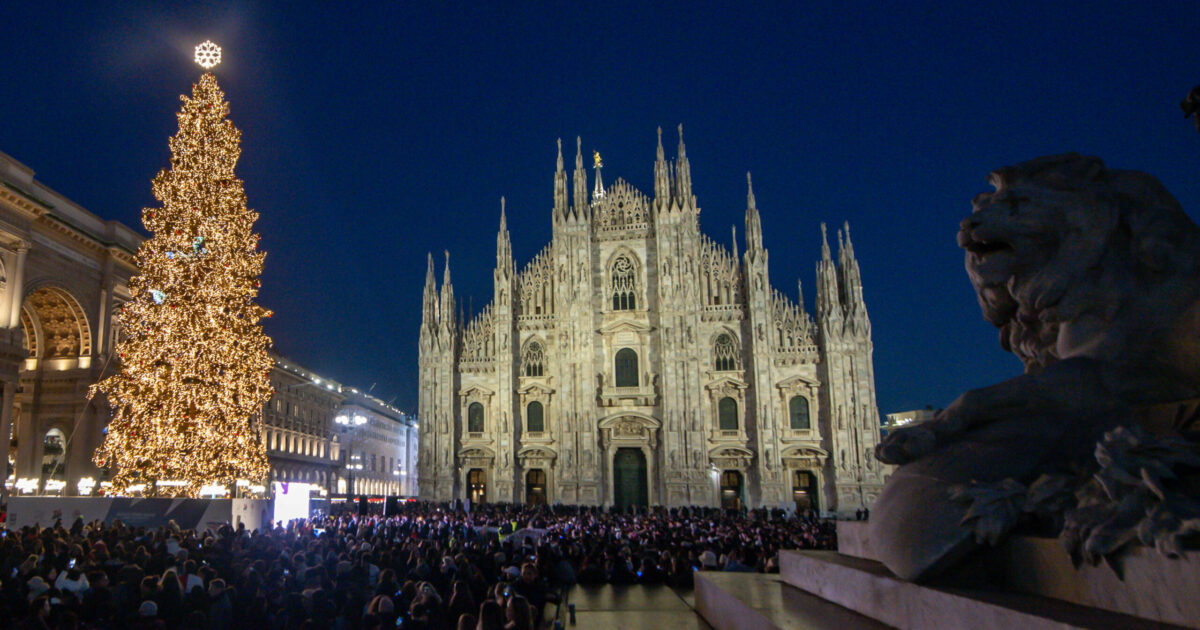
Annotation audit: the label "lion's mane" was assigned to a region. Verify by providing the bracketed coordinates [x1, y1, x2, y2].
[966, 154, 1200, 373]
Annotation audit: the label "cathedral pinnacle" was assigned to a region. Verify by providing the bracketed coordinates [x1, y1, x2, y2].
[572, 136, 588, 215]
[747, 171, 757, 209]
[675, 123, 693, 203]
[654, 126, 670, 203]
[500, 196, 507, 228]
[556, 138, 563, 173]
[820, 222, 832, 260]
[592, 150, 606, 199]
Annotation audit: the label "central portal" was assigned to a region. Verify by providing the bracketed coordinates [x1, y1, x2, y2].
[613, 447, 648, 511]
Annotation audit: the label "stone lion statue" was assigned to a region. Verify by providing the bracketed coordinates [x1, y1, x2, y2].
[870, 154, 1200, 581]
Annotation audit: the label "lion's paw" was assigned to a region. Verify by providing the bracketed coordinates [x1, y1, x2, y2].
[875, 425, 938, 465]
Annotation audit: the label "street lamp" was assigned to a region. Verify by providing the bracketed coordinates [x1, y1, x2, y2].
[335, 411, 368, 500]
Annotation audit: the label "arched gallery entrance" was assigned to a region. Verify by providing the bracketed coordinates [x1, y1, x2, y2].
[613, 448, 647, 511]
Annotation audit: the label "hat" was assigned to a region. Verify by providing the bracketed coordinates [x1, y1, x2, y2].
[26, 576, 50, 600]
[139, 600, 158, 617]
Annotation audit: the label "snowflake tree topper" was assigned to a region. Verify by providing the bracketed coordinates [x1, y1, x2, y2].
[194, 41, 222, 70]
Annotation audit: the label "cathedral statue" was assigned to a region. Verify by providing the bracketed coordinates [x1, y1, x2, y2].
[875, 154, 1200, 582]
[417, 127, 883, 511]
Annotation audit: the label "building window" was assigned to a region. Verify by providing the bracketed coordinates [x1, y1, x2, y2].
[789, 396, 810, 430]
[526, 401, 544, 433]
[468, 402, 485, 433]
[714, 333, 739, 371]
[718, 397, 739, 431]
[522, 341, 545, 377]
[615, 348, 638, 387]
[610, 255, 638, 310]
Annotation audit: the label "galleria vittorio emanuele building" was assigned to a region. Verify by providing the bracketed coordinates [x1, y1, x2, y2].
[418, 128, 885, 513]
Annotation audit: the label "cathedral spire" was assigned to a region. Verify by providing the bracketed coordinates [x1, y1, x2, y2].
[745, 172, 763, 256]
[841, 220, 856, 260]
[440, 250, 455, 328]
[497, 196, 513, 271]
[838, 221, 868, 334]
[572, 136, 588, 217]
[816, 222, 843, 325]
[675, 124, 693, 204]
[820, 222, 832, 261]
[592, 150, 606, 199]
[731, 225, 739, 263]
[422, 251, 438, 325]
[654, 126, 670, 202]
[554, 138, 568, 218]
[797, 278, 806, 314]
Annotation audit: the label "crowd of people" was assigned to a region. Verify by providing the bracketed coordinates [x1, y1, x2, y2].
[0, 502, 836, 630]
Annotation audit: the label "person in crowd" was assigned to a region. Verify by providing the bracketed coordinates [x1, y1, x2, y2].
[0, 502, 836, 629]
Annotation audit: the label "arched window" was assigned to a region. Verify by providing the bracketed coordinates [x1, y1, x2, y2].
[614, 348, 638, 387]
[526, 401, 544, 433]
[714, 334, 739, 371]
[522, 341, 545, 377]
[468, 402, 485, 433]
[610, 255, 638, 310]
[789, 396, 810, 430]
[718, 397, 739, 431]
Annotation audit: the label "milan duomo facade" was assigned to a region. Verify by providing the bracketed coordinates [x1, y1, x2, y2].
[418, 127, 885, 514]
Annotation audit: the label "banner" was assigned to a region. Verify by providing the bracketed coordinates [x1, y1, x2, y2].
[6, 497, 270, 531]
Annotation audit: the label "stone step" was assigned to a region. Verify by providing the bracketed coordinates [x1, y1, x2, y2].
[694, 571, 892, 630]
[780, 550, 1182, 630]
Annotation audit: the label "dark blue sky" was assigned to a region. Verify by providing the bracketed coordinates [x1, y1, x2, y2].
[3, 2, 1199, 413]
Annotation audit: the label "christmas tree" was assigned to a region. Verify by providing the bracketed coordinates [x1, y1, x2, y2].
[92, 48, 273, 497]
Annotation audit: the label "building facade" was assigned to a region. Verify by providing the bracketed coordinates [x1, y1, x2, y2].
[418, 128, 885, 513]
[0, 149, 419, 499]
[333, 392, 418, 497]
[0, 150, 139, 498]
[264, 357, 344, 494]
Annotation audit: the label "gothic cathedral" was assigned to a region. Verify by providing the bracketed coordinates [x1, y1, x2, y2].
[418, 127, 885, 513]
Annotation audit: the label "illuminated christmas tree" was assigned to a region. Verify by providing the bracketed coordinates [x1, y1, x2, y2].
[92, 43, 273, 497]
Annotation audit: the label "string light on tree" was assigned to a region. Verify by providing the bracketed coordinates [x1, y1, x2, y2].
[91, 43, 273, 497]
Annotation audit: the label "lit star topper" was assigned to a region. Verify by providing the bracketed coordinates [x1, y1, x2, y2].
[194, 40, 222, 69]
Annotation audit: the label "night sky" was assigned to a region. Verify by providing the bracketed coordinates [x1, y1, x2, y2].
[3, 3, 1199, 414]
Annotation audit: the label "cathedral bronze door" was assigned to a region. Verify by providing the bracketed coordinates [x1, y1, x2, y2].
[720, 470, 744, 510]
[613, 448, 647, 511]
[793, 470, 819, 513]
[525, 469, 547, 505]
[468, 468, 487, 504]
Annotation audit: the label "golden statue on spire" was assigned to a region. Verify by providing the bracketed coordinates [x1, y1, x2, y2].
[593, 150, 603, 169]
